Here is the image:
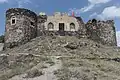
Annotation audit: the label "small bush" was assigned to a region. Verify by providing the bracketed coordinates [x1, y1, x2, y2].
[0, 35, 4, 43]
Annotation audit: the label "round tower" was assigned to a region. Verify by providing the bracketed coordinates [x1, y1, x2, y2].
[5, 8, 37, 49]
[98, 20, 117, 46]
[86, 19, 117, 46]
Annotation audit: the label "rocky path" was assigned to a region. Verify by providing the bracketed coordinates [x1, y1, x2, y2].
[9, 56, 62, 80]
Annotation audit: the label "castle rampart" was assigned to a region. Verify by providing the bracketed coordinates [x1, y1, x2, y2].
[86, 19, 117, 46]
[4, 8, 117, 49]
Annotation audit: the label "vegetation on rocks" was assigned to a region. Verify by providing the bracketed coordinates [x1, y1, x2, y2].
[0, 35, 4, 43]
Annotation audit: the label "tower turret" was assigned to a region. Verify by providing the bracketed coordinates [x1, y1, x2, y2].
[86, 19, 117, 46]
[5, 8, 37, 49]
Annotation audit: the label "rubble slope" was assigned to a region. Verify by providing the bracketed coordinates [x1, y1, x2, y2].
[0, 36, 120, 80]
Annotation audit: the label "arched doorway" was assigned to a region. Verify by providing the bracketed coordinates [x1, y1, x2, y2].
[59, 23, 65, 36]
[59, 23, 64, 31]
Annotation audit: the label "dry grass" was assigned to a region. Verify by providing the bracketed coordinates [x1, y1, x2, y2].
[0, 54, 53, 80]
[54, 56, 120, 80]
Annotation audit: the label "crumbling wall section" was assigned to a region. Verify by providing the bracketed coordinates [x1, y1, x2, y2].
[75, 17, 86, 38]
[38, 31, 79, 37]
[37, 15, 47, 36]
[86, 19, 100, 41]
[5, 8, 37, 49]
[98, 20, 117, 46]
[86, 19, 117, 46]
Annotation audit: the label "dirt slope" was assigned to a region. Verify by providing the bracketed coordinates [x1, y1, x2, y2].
[0, 36, 120, 80]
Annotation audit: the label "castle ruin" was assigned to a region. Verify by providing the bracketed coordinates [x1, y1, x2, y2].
[4, 8, 117, 49]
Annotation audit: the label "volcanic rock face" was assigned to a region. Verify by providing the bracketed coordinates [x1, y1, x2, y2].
[0, 36, 120, 80]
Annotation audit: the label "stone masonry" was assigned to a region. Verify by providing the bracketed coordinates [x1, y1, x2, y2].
[4, 8, 117, 49]
[86, 19, 117, 46]
[5, 8, 37, 49]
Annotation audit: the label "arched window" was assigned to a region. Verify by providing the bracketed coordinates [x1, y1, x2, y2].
[70, 23, 75, 31]
[11, 16, 16, 25]
[48, 22, 54, 30]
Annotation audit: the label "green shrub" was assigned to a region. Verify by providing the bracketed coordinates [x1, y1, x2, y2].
[0, 35, 4, 43]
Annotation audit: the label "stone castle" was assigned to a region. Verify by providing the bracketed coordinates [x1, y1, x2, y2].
[4, 8, 117, 49]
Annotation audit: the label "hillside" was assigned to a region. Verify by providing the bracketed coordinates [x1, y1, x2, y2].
[0, 36, 120, 80]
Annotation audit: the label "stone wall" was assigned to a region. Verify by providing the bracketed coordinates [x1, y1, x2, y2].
[38, 31, 80, 37]
[98, 20, 117, 46]
[75, 17, 86, 37]
[4, 8, 117, 49]
[86, 19, 117, 46]
[5, 8, 37, 49]
[37, 13, 86, 37]
[44, 14, 80, 31]
[37, 15, 47, 36]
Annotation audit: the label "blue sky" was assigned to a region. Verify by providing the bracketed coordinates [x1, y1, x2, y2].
[0, 0, 120, 45]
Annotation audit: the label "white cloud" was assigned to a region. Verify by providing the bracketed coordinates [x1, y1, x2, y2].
[0, 0, 32, 7]
[88, 0, 111, 4]
[80, 4, 94, 13]
[97, 6, 120, 20]
[89, 12, 97, 18]
[17, 0, 31, 8]
[81, 0, 112, 12]
[0, 0, 8, 3]
[69, 0, 112, 15]
[116, 31, 120, 47]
